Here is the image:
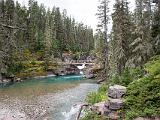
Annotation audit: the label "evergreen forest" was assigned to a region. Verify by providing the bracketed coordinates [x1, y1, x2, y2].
[0, 0, 160, 120]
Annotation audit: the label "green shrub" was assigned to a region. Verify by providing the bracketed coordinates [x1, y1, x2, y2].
[8, 62, 25, 74]
[122, 56, 160, 120]
[123, 76, 160, 119]
[82, 111, 109, 120]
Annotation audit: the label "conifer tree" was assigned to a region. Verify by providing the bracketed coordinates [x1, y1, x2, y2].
[152, 0, 160, 54]
[111, 0, 133, 74]
[0, 0, 94, 75]
[96, 0, 110, 80]
[130, 0, 153, 67]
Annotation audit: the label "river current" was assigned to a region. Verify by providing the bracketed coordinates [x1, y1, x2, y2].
[0, 75, 98, 120]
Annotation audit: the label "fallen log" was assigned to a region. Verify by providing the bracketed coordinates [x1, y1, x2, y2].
[97, 79, 105, 84]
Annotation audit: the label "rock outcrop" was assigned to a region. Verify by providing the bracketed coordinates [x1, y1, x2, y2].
[108, 85, 126, 99]
[134, 117, 160, 120]
[54, 64, 80, 76]
[92, 85, 127, 119]
[108, 98, 123, 110]
[84, 69, 94, 79]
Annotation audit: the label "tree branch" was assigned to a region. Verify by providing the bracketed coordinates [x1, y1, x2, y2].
[0, 23, 26, 30]
[76, 104, 90, 120]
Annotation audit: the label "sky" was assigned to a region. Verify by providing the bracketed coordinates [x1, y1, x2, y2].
[15, 0, 135, 33]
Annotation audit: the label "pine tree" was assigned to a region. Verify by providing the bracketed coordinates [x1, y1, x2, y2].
[151, 0, 160, 54]
[96, 0, 110, 80]
[130, 0, 153, 67]
[0, 0, 17, 75]
[0, 0, 7, 75]
[111, 0, 133, 74]
[45, 9, 52, 51]
[0, 0, 94, 75]
[54, 7, 64, 58]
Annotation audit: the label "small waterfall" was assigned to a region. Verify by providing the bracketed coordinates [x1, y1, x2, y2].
[77, 63, 86, 75]
[79, 71, 84, 75]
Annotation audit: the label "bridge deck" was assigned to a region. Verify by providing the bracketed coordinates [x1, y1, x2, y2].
[58, 62, 94, 65]
[67, 63, 94, 65]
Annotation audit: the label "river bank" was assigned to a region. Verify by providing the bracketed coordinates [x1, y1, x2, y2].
[81, 56, 160, 120]
[0, 60, 82, 85]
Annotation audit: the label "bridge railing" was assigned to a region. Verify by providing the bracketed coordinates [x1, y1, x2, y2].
[70, 60, 93, 63]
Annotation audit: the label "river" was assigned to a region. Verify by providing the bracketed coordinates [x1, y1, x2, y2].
[0, 75, 98, 120]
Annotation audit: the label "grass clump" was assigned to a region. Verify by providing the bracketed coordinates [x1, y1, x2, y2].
[82, 84, 108, 120]
[81, 112, 109, 120]
[86, 84, 108, 105]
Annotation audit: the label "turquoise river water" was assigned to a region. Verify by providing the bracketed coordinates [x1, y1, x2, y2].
[0, 75, 98, 120]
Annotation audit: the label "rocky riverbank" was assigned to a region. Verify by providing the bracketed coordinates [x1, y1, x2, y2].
[91, 85, 126, 119]
[79, 84, 127, 120]
[0, 63, 80, 86]
[0, 78, 98, 120]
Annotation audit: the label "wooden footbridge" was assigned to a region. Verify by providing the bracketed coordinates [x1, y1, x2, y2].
[59, 60, 94, 67]
[64, 60, 94, 66]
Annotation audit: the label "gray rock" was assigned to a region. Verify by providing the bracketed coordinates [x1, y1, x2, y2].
[134, 117, 160, 120]
[108, 85, 126, 99]
[85, 74, 94, 79]
[1, 79, 11, 83]
[84, 69, 94, 79]
[108, 98, 123, 110]
[108, 111, 119, 120]
[92, 101, 110, 115]
[0, 74, 2, 81]
[15, 78, 21, 82]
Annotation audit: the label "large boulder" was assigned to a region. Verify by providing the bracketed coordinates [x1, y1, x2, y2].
[108, 85, 126, 99]
[108, 98, 123, 110]
[134, 117, 160, 120]
[0, 74, 2, 81]
[85, 73, 94, 79]
[108, 111, 119, 120]
[92, 101, 110, 115]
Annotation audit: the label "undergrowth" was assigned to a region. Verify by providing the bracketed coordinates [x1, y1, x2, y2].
[86, 84, 108, 105]
[83, 55, 160, 120]
[122, 55, 160, 119]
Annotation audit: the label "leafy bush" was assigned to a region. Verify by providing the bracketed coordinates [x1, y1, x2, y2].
[86, 85, 107, 105]
[122, 55, 160, 120]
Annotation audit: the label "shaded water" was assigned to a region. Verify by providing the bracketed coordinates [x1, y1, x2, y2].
[0, 75, 98, 120]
